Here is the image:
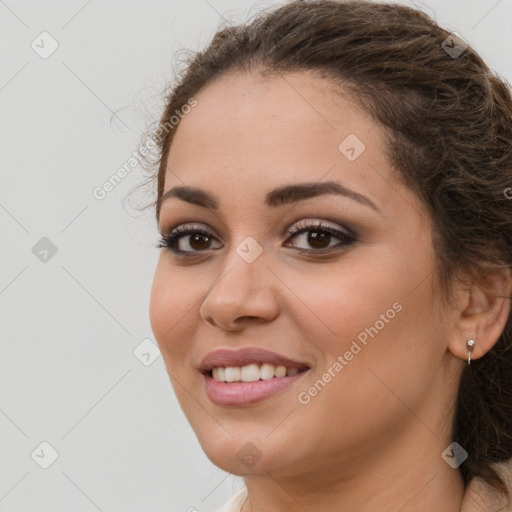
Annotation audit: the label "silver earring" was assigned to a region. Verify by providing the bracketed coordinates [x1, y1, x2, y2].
[466, 339, 475, 366]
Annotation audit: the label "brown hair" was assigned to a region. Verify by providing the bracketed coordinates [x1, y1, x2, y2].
[149, 0, 512, 498]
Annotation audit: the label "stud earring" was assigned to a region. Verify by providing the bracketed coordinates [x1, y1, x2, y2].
[466, 339, 475, 366]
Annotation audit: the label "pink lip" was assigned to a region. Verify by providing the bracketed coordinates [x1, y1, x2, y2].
[202, 369, 310, 406]
[198, 347, 310, 372]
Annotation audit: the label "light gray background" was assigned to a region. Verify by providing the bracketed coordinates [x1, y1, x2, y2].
[1, 0, 511, 511]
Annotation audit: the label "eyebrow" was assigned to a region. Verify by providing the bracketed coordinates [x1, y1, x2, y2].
[158, 181, 380, 213]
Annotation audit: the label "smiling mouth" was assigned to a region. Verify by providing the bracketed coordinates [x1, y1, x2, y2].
[202, 363, 310, 383]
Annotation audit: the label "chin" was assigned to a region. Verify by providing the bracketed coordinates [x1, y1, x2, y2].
[197, 428, 297, 476]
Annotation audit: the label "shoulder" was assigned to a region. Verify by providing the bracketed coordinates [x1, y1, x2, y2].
[461, 459, 512, 512]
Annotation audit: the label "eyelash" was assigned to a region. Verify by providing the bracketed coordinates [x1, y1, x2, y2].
[156, 220, 356, 257]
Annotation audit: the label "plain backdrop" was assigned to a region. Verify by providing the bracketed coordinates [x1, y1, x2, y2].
[1, 0, 511, 510]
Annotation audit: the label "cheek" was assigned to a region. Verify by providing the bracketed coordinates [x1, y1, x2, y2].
[287, 295, 440, 461]
[307, 279, 440, 417]
[280, 258, 402, 347]
[149, 261, 199, 361]
[287, 251, 441, 401]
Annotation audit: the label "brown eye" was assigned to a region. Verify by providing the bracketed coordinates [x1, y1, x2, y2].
[156, 225, 222, 254]
[156, 220, 356, 256]
[188, 233, 213, 251]
[305, 231, 332, 249]
[286, 220, 356, 253]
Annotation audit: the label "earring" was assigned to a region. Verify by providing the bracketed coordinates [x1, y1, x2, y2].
[466, 339, 475, 366]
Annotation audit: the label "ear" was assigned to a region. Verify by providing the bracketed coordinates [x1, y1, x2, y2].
[448, 269, 512, 362]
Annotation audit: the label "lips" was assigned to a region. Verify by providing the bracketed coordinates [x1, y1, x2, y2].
[199, 347, 310, 373]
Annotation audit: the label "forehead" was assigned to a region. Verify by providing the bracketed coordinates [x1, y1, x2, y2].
[161, 71, 407, 217]
[169, 70, 377, 160]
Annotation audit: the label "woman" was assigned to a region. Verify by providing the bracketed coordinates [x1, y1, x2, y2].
[147, 1, 512, 510]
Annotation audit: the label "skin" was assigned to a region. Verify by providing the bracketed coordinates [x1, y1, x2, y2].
[149, 71, 511, 512]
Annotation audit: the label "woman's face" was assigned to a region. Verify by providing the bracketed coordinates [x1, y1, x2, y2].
[150, 71, 462, 481]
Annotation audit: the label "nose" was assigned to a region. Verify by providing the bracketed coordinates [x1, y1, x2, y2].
[199, 248, 280, 331]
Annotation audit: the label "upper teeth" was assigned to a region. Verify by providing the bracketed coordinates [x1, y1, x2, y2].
[212, 364, 302, 382]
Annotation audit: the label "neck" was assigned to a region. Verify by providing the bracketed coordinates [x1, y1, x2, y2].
[240, 421, 465, 512]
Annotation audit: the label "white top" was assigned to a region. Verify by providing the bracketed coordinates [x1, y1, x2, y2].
[214, 486, 248, 512]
